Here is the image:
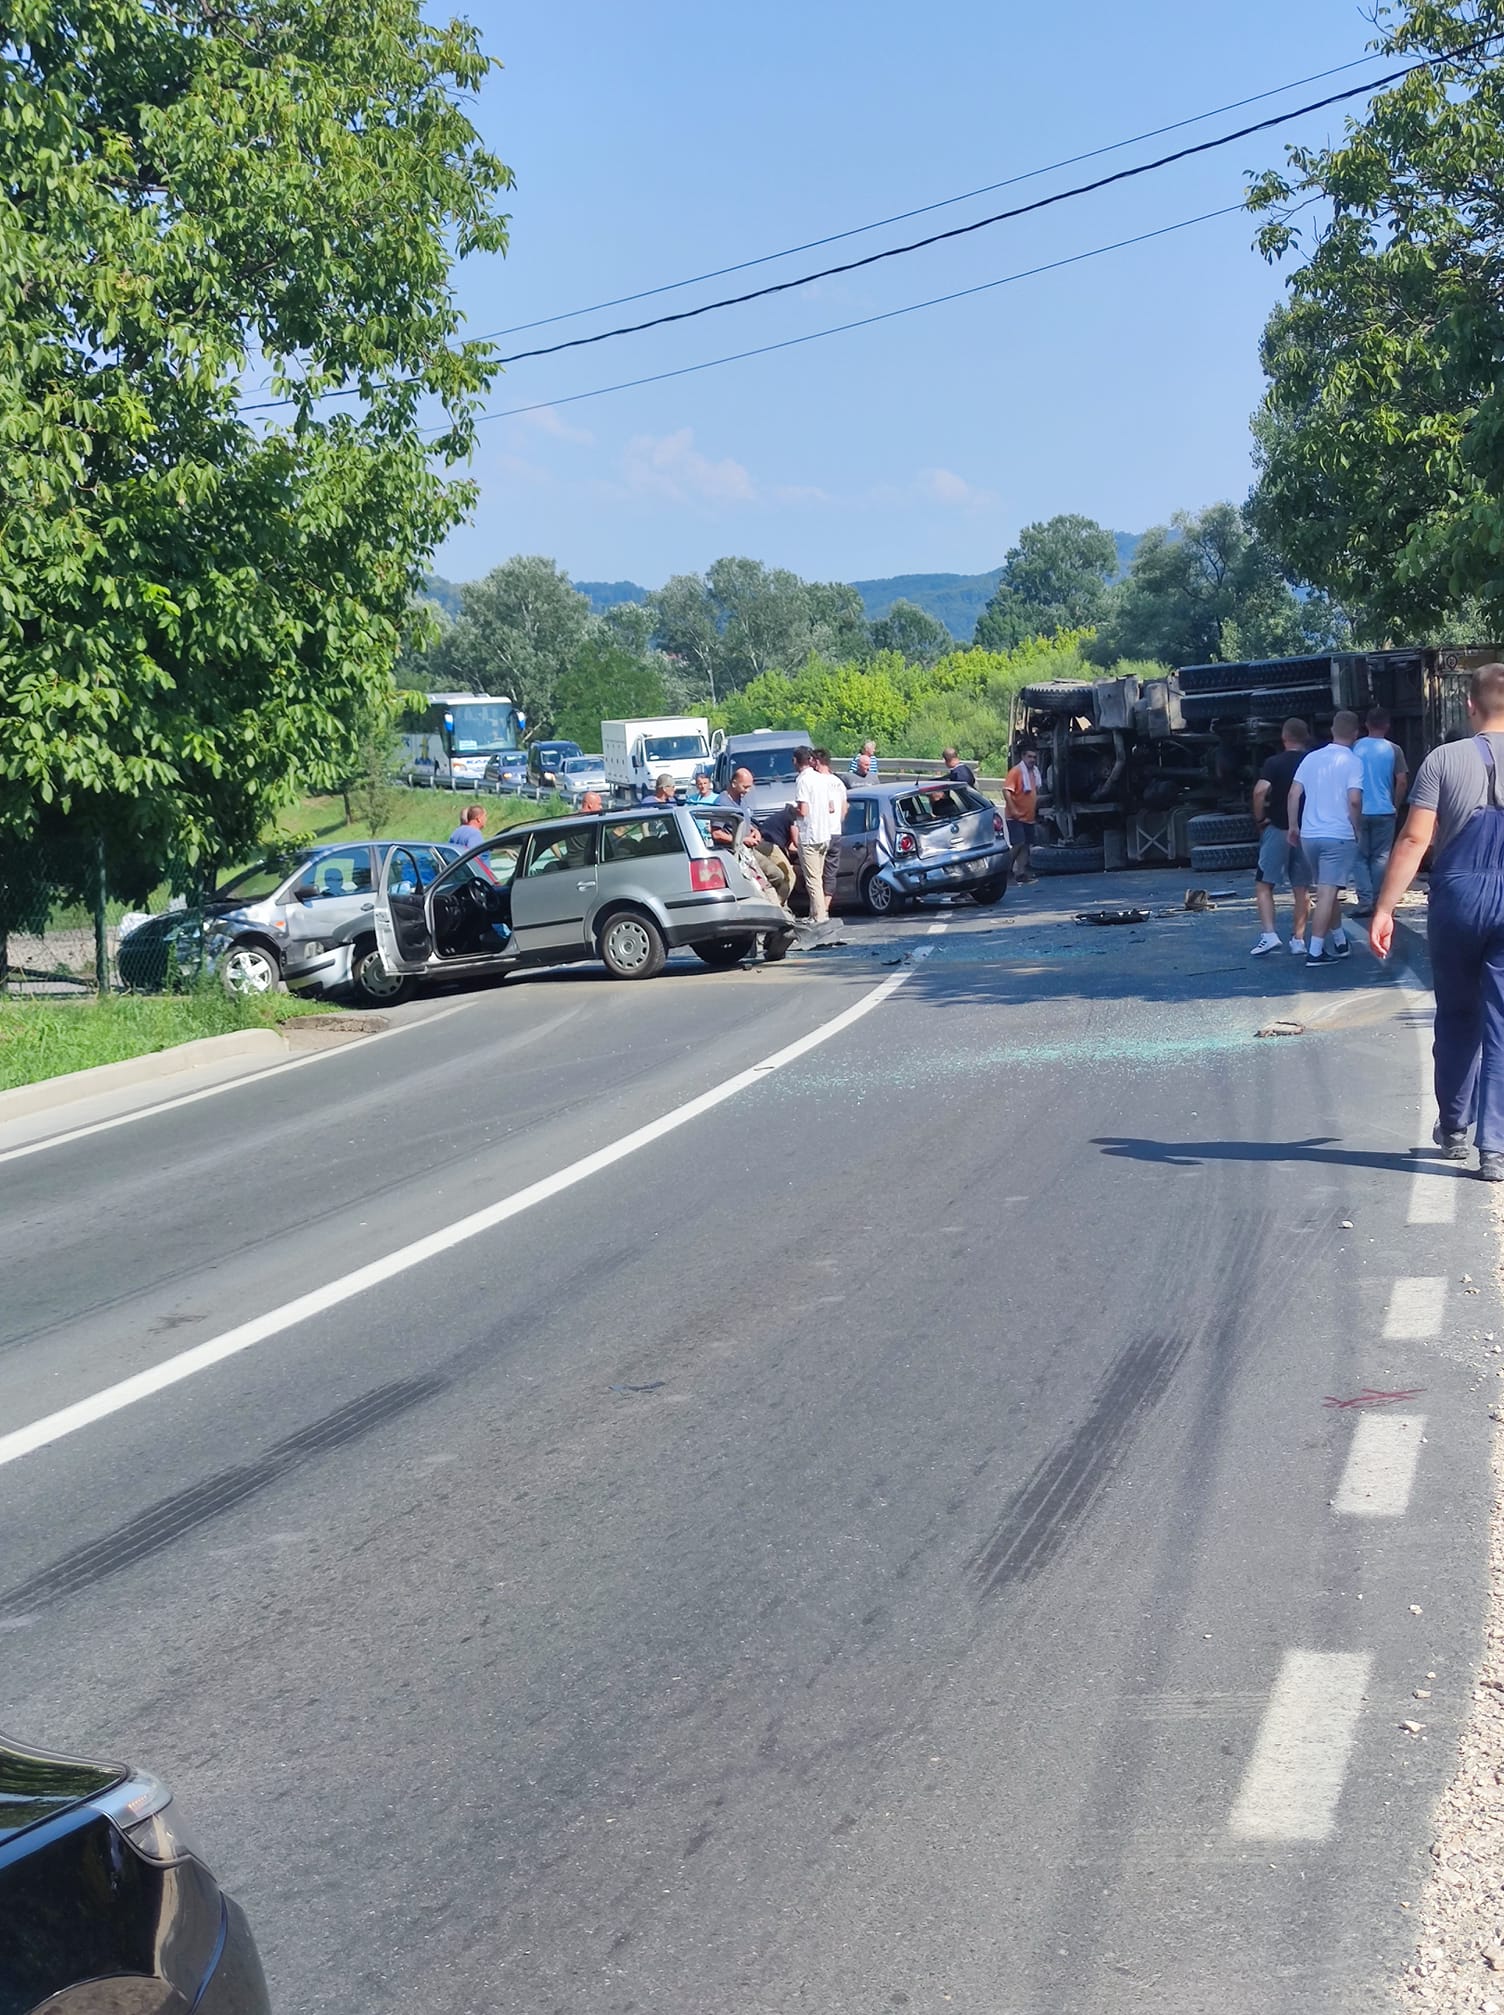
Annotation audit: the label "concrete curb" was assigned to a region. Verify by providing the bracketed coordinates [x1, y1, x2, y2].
[0, 1028, 289, 1122]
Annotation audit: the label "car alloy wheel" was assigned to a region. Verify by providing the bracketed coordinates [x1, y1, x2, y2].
[220, 943, 278, 995]
[861, 867, 900, 916]
[600, 913, 665, 980]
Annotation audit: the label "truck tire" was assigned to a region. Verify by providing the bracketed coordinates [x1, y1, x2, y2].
[1180, 691, 1251, 726]
[1018, 681, 1098, 717]
[1186, 813, 1258, 846]
[1189, 841, 1261, 872]
[1033, 844, 1105, 876]
[1177, 662, 1263, 695]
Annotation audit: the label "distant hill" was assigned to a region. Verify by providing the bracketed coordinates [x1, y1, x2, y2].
[428, 539, 1145, 642]
[852, 569, 1004, 637]
[576, 579, 649, 614]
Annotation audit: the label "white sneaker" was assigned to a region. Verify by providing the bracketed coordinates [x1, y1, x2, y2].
[1289, 938, 1307, 955]
[1250, 933, 1281, 956]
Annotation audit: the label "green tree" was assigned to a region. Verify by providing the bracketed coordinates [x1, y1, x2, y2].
[552, 638, 668, 749]
[869, 599, 952, 666]
[434, 557, 594, 731]
[648, 573, 724, 701]
[649, 558, 872, 698]
[1089, 504, 1325, 666]
[0, 0, 510, 888]
[1248, 4, 1504, 639]
[974, 515, 1119, 649]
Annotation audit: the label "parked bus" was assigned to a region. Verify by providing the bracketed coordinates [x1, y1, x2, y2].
[398, 693, 526, 789]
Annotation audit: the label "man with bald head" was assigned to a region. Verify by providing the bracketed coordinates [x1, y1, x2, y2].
[716, 766, 796, 907]
[1288, 711, 1364, 968]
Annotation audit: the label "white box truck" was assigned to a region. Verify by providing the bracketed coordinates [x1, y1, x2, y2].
[602, 715, 714, 802]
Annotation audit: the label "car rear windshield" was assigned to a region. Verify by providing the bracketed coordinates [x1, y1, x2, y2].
[896, 787, 988, 826]
[732, 746, 801, 782]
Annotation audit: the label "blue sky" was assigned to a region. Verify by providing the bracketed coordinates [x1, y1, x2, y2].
[434, 0, 1374, 588]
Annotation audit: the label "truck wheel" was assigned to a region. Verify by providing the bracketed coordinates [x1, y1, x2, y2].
[1186, 813, 1258, 846]
[1189, 842, 1261, 872]
[1032, 845, 1106, 876]
[599, 911, 666, 980]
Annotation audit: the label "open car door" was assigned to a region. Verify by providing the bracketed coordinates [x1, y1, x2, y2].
[375, 846, 436, 973]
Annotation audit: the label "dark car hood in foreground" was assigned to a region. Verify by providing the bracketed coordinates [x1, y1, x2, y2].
[0, 1736, 124, 1847]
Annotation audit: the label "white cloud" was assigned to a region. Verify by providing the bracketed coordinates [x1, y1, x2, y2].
[622, 428, 757, 505]
[918, 466, 999, 511]
[520, 405, 595, 447]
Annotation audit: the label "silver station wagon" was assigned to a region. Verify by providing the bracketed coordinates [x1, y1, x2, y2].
[345, 805, 793, 991]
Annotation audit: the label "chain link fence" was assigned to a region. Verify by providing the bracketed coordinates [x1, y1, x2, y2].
[0, 835, 113, 995]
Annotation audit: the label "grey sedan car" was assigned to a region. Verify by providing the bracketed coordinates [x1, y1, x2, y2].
[554, 754, 610, 807]
[354, 805, 792, 990]
[117, 841, 457, 1004]
[834, 781, 1012, 915]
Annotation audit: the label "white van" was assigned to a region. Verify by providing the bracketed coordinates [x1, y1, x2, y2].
[602, 715, 713, 802]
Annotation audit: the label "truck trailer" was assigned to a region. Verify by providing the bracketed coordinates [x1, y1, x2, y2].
[602, 715, 713, 803]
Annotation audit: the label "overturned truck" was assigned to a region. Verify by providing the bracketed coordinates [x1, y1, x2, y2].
[1010, 646, 1496, 875]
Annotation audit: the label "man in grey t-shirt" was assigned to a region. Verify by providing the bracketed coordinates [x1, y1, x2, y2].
[1372, 663, 1504, 1180]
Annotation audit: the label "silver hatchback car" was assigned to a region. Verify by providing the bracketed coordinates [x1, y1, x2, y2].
[360, 805, 792, 989]
[834, 781, 1012, 915]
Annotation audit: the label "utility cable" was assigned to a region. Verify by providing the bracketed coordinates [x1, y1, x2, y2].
[239, 29, 1499, 414]
[474, 48, 1406, 342]
[435, 201, 1250, 433]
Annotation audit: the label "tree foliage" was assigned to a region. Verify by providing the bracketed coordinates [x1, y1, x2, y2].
[869, 598, 952, 666]
[431, 557, 595, 727]
[974, 515, 1120, 650]
[1088, 504, 1343, 665]
[1247, 3, 1504, 638]
[647, 557, 871, 698]
[552, 638, 668, 749]
[0, 0, 511, 887]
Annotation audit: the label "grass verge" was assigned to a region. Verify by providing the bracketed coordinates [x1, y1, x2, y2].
[0, 990, 333, 1093]
[275, 786, 569, 849]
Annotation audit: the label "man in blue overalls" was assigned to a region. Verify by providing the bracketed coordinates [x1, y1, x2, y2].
[1371, 663, 1504, 1181]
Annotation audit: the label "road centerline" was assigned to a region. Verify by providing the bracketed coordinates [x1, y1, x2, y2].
[1382, 1277, 1447, 1340]
[0, 946, 941, 1471]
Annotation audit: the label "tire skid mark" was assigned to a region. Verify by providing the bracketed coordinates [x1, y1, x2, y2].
[0, 1373, 445, 1615]
[968, 1331, 1191, 1597]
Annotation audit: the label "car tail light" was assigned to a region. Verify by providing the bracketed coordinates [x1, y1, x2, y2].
[896, 831, 918, 857]
[100, 1774, 206, 1866]
[690, 857, 728, 891]
[993, 813, 1007, 837]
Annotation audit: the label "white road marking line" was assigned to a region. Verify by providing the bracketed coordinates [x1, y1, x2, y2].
[0, 962, 925, 1469]
[1333, 1414, 1427, 1516]
[1228, 1650, 1372, 1841]
[0, 998, 478, 1169]
[1408, 1167, 1459, 1225]
[1383, 1276, 1447, 1340]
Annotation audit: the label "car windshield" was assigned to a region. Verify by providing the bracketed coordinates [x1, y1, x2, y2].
[897, 787, 988, 826]
[733, 746, 801, 782]
[214, 858, 299, 902]
[561, 758, 602, 776]
[644, 733, 708, 762]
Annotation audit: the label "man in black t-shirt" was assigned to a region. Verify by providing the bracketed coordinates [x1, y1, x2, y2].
[1250, 717, 1313, 955]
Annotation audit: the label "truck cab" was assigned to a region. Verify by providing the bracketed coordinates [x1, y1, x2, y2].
[602, 715, 713, 803]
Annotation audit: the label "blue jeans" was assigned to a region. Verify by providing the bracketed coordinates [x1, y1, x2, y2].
[1354, 813, 1396, 906]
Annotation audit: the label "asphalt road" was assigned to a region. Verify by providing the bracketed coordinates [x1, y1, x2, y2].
[1, 876, 1495, 2013]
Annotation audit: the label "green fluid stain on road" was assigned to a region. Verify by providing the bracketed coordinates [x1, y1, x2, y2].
[787, 1026, 1254, 1092]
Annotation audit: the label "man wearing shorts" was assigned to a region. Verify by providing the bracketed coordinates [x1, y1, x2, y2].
[1288, 712, 1364, 968]
[1249, 718, 1313, 955]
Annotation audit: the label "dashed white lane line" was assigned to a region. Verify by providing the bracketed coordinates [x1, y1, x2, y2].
[1333, 1414, 1427, 1517]
[1382, 1276, 1448, 1340]
[1229, 1650, 1373, 1841]
[0, 933, 947, 1471]
[1409, 1167, 1460, 1225]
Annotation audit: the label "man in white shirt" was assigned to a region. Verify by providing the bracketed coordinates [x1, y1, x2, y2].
[1288, 711, 1364, 968]
[794, 746, 843, 925]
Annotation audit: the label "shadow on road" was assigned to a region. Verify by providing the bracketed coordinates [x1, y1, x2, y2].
[1093, 1133, 1465, 1179]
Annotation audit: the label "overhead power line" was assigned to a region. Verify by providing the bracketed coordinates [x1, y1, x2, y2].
[480, 34, 1500, 371]
[440, 202, 1252, 433]
[475, 48, 1403, 343]
[238, 28, 1500, 416]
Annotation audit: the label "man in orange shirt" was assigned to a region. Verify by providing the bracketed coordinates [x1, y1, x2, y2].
[1004, 742, 1044, 883]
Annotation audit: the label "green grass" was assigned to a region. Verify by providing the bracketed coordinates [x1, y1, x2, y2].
[274, 786, 569, 850]
[0, 991, 333, 1093]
